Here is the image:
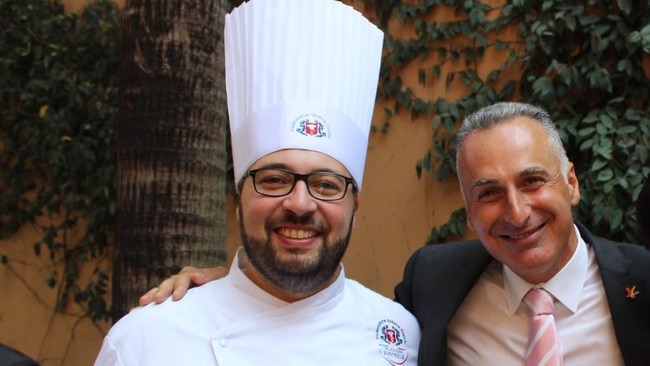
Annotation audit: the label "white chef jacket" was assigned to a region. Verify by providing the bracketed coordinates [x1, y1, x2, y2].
[95, 249, 421, 366]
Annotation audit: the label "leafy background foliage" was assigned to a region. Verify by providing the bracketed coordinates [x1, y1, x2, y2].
[515, 0, 650, 243]
[1, 0, 648, 326]
[368, 0, 650, 244]
[0, 0, 121, 321]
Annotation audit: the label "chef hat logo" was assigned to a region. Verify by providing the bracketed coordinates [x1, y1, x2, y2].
[225, 0, 384, 190]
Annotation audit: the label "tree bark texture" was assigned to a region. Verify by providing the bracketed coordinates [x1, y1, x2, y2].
[114, 0, 228, 321]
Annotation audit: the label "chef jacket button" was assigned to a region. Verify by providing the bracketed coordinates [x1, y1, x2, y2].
[219, 338, 228, 347]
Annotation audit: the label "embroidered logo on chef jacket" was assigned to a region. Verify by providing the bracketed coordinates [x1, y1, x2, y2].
[376, 319, 409, 365]
[293, 114, 329, 138]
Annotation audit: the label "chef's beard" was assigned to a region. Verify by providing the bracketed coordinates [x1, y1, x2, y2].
[238, 209, 352, 296]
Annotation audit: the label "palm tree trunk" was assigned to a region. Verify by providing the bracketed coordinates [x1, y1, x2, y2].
[113, 0, 228, 321]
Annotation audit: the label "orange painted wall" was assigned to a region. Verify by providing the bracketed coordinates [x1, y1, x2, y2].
[0, 1, 508, 365]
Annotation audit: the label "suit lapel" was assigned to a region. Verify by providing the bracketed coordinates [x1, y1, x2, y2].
[579, 223, 650, 365]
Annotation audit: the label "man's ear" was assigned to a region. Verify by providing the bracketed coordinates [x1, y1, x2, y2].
[466, 215, 475, 232]
[567, 163, 581, 206]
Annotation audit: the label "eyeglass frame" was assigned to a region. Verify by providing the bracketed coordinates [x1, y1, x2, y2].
[245, 168, 357, 201]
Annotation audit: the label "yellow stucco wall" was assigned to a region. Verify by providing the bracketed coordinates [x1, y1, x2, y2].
[0, 1, 494, 365]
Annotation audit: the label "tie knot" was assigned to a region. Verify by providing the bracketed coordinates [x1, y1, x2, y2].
[524, 288, 554, 315]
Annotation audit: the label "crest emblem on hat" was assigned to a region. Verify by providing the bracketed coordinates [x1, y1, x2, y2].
[293, 114, 329, 138]
[376, 319, 409, 365]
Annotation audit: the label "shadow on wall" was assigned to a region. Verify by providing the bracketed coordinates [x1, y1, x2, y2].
[0, 343, 39, 366]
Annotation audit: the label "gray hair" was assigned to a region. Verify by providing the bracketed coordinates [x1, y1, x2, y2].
[455, 102, 570, 190]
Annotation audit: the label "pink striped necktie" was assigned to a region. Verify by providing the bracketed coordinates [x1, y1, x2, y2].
[523, 288, 563, 366]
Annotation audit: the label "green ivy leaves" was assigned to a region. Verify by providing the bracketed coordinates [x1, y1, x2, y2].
[0, 0, 121, 321]
[371, 0, 649, 244]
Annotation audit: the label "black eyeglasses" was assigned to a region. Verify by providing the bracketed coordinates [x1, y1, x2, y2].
[247, 168, 354, 201]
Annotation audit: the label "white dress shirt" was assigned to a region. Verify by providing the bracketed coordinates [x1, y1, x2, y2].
[447, 225, 624, 365]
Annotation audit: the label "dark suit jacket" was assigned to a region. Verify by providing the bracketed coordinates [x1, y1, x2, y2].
[394, 222, 650, 366]
[0, 343, 39, 366]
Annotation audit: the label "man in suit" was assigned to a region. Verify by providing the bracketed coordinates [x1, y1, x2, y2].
[395, 102, 650, 365]
[141, 102, 650, 365]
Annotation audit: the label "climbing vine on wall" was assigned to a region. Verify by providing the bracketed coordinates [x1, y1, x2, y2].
[367, 0, 650, 244]
[0, 0, 121, 321]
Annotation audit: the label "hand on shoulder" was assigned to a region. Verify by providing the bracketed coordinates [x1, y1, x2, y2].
[138, 266, 229, 306]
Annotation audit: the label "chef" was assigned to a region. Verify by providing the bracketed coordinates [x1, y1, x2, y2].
[94, 0, 421, 365]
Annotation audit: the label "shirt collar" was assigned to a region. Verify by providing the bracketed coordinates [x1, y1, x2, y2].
[504, 224, 588, 315]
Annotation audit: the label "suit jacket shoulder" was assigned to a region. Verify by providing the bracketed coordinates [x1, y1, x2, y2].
[394, 240, 492, 365]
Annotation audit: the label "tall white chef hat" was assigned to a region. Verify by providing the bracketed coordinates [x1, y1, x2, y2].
[225, 0, 384, 190]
